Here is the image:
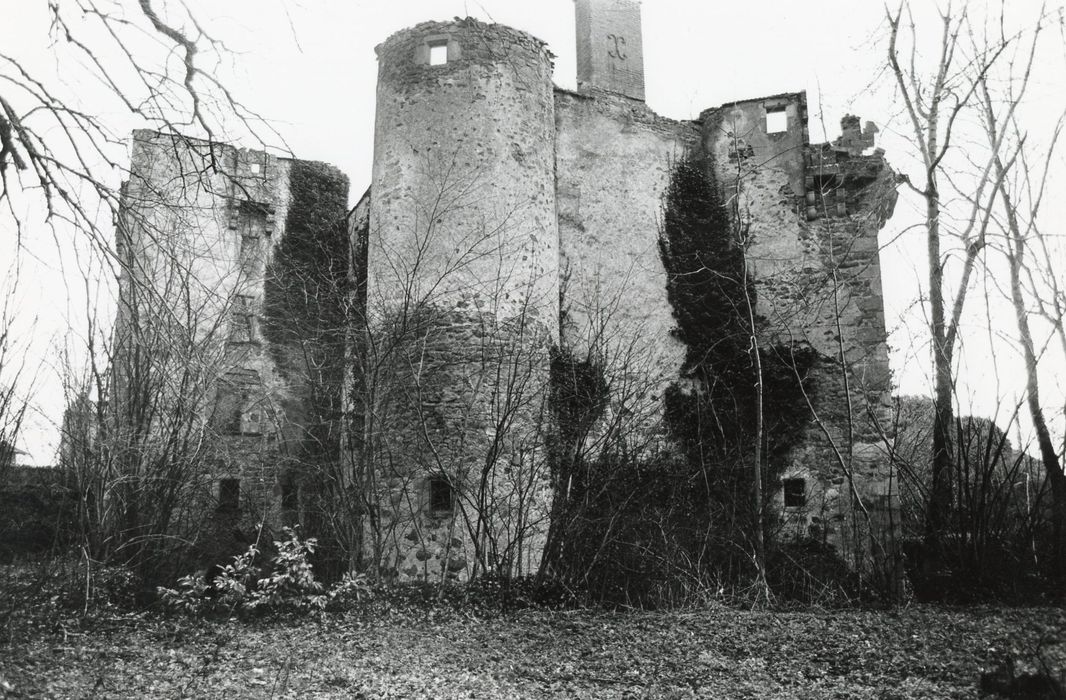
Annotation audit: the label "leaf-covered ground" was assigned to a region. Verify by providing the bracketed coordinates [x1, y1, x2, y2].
[2, 604, 1063, 698]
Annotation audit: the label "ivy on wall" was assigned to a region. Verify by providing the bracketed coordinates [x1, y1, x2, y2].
[656, 155, 814, 483]
[261, 160, 350, 578]
[541, 154, 822, 604]
[262, 161, 350, 455]
[658, 154, 817, 537]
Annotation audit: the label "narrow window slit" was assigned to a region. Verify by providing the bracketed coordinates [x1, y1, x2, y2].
[784, 478, 806, 508]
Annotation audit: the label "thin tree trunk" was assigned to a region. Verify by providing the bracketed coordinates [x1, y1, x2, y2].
[743, 264, 767, 587]
[927, 184, 956, 551]
[997, 171, 1066, 575]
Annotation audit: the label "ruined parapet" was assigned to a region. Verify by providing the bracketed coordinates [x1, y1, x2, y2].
[804, 114, 887, 221]
[801, 117, 898, 562]
[367, 18, 559, 580]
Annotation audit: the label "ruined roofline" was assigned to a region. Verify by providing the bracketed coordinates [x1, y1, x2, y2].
[552, 85, 698, 138]
[697, 90, 807, 122]
[348, 186, 371, 220]
[374, 16, 554, 61]
[552, 84, 648, 106]
[553, 87, 810, 132]
[717, 89, 806, 109]
[129, 128, 347, 176]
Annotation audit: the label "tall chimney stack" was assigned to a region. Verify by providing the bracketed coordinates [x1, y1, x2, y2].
[574, 0, 646, 101]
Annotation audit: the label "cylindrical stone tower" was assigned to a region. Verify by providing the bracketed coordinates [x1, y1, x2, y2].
[370, 18, 558, 328]
[365, 18, 558, 580]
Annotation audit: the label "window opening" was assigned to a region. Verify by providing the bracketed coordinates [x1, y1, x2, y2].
[215, 384, 243, 434]
[241, 403, 263, 436]
[429, 476, 454, 513]
[783, 478, 807, 508]
[219, 478, 240, 512]
[215, 369, 262, 435]
[766, 108, 788, 134]
[239, 235, 261, 275]
[429, 41, 448, 66]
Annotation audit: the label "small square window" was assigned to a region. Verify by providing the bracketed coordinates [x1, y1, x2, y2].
[766, 108, 788, 134]
[429, 476, 454, 514]
[219, 478, 240, 512]
[249, 163, 261, 175]
[783, 478, 806, 508]
[429, 41, 448, 66]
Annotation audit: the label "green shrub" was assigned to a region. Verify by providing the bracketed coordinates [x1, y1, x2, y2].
[158, 527, 329, 615]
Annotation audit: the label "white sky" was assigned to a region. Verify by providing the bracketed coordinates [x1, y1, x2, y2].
[1, 0, 1064, 464]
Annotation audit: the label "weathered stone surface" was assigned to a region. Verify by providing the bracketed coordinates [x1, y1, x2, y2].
[121, 6, 901, 580]
[120, 131, 348, 536]
[575, 0, 646, 101]
[366, 18, 559, 582]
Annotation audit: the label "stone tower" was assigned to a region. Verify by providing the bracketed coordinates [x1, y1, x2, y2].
[365, 19, 560, 580]
[574, 0, 646, 101]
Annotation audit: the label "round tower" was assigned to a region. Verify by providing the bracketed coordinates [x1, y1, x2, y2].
[365, 19, 558, 581]
[370, 18, 558, 329]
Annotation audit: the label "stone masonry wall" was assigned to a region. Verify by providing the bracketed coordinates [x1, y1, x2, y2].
[574, 0, 646, 101]
[552, 84, 898, 560]
[367, 19, 559, 580]
[554, 89, 696, 449]
[122, 131, 348, 543]
[370, 18, 559, 330]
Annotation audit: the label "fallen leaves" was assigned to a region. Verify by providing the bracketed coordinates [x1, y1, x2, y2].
[1, 603, 1063, 698]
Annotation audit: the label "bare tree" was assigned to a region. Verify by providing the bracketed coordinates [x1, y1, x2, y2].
[333, 151, 557, 582]
[60, 138, 279, 583]
[0, 0, 279, 252]
[885, 1, 1016, 549]
[970, 8, 1066, 569]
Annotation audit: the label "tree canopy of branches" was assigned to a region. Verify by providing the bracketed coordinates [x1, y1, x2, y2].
[0, 0, 278, 250]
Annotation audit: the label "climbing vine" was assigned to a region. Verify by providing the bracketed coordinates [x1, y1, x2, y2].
[262, 160, 350, 577]
[262, 160, 350, 441]
[539, 154, 822, 604]
[658, 153, 817, 573]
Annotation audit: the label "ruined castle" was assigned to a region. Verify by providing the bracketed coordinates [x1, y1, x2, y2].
[119, 0, 899, 581]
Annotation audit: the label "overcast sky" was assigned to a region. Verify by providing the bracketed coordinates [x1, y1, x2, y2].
[2, 0, 1064, 464]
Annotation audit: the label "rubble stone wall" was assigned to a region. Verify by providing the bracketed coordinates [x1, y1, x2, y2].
[122, 131, 349, 537]
[554, 88, 695, 444]
[367, 19, 559, 579]
[700, 97, 897, 551]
